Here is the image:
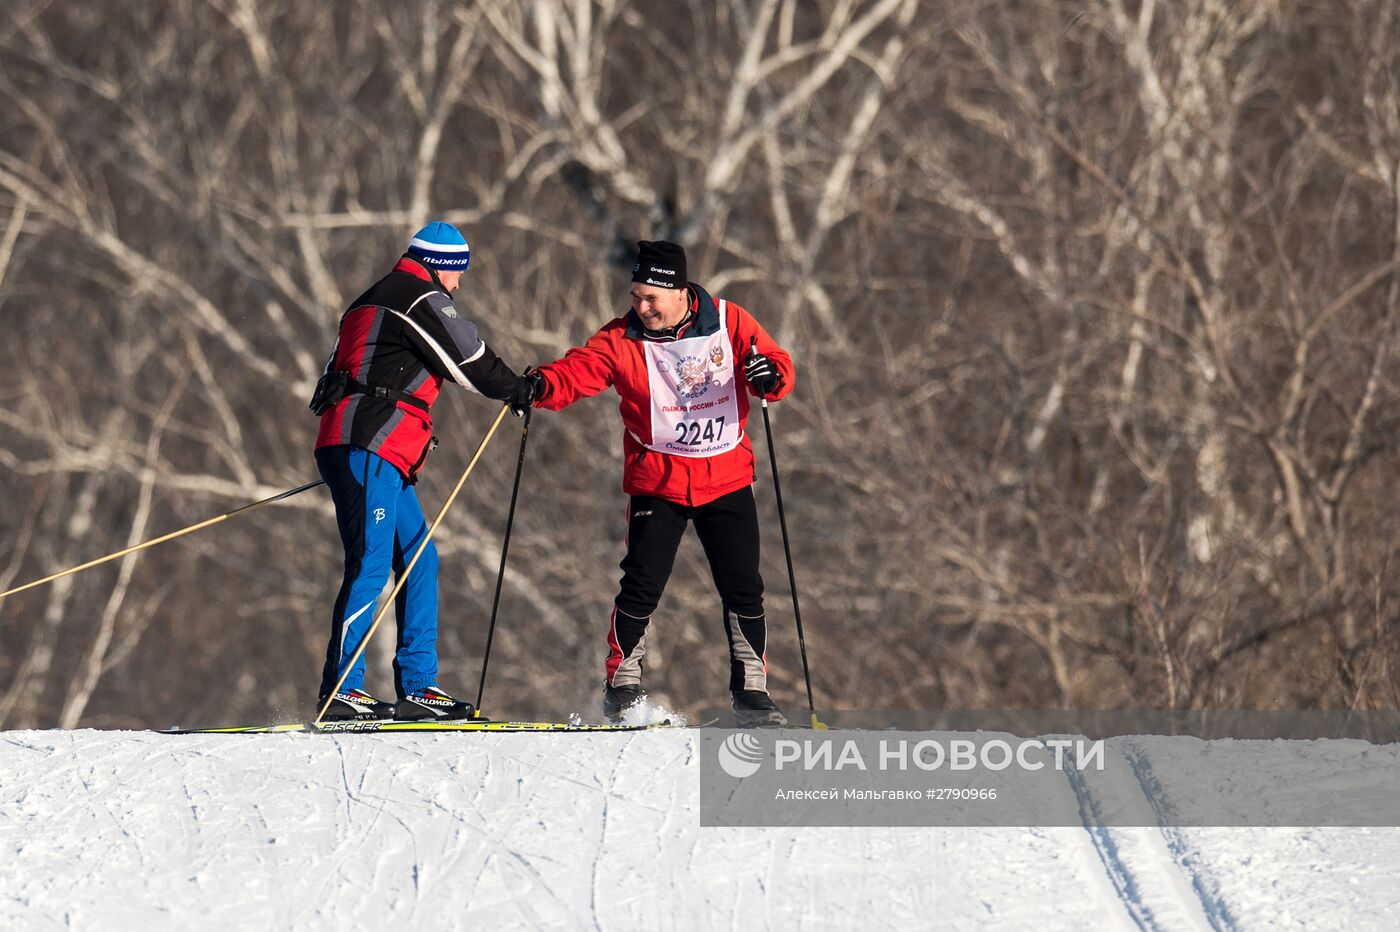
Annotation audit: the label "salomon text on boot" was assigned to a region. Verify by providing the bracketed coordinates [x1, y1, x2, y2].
[320, 687, 395, 721]
[395, 686, 476, 721]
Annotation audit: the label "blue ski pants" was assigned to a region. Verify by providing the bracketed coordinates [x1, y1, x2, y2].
[317, 446, 439, 698]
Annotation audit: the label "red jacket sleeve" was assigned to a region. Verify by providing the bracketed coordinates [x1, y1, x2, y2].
[727, 302, 795, 401]
[533, 318, 623, 410]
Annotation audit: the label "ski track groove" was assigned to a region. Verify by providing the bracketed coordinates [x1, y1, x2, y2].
[1067, 764, 1163, 932]
[1068, 742, 1238, 932]
[1119, 739, 1240, 932]
[589, 739, 627, 932]
[588, 753, 611, 932]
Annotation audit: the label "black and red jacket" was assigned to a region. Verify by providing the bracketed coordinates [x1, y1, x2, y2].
[314, 257, 516, 479]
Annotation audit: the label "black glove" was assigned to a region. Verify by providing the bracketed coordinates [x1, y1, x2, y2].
[743, 351, 780, 397]
[509, 370, 546, 417]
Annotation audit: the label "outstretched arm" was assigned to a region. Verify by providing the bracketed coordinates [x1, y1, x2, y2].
[397, 291, 517, 401]
[531, 321, 624, 411]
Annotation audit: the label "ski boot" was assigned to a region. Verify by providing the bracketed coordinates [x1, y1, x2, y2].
[320, 687, 395, 721]
[603, 682, 646, 723]
[395, 686, 477, 721]
[731, 689, 787, 727]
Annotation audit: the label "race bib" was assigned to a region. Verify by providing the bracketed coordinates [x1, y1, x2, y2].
[644, 300, 742, 458]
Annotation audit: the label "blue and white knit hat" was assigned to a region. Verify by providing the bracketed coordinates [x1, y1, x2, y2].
[406, 221, 471, 270]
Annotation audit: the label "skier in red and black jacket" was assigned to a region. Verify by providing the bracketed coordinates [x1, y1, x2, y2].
[513, 240, 795, 726]
[312, 222, 531, 723]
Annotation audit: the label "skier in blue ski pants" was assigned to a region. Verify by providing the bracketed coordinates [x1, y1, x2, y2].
[316, 446, 439, 699]
[311, 221, 534, 721]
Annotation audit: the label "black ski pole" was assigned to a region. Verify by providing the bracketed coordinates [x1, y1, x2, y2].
[750, 338, 826, 729]
[475, 405, 533, 717]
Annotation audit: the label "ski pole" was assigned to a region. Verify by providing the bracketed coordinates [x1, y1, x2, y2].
[750, 338, 826, 730]
[315, 403, 510, 724]
[0, 478, 325, 603]
[474, 405, 533, 717]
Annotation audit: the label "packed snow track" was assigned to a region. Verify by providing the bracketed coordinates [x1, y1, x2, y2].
[1, 730, 1397, 930]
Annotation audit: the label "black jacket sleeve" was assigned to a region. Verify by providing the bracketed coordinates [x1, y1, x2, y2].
[397, 291, 518, 399]
[461, 343, 518, 402]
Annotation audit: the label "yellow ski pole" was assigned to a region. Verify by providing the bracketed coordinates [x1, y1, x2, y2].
[0, 479, 325, 603]
[314, 404, 510, 724]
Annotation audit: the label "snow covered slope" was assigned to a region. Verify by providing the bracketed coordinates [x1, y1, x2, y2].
[2, 729, 1398, 930]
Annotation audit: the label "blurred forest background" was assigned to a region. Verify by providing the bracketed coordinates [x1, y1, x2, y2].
[2, 0, 1400, 728]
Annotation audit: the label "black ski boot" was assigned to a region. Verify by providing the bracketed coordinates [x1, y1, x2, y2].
[603, 682, 645, 723]
[395, 686, 476, 721]
[731, 689, 787, 727]
[320, 687, 395, 721]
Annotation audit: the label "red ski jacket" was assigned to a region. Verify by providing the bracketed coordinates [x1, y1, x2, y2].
[534, 283, 794, 507]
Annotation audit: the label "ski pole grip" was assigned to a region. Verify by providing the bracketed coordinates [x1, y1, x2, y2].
[746, 335, 769, 407]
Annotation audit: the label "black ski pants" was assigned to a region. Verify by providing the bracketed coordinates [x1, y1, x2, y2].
[606, 486, 768, 692]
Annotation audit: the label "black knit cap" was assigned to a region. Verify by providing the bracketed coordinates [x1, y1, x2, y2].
[631, 240, 687, 290]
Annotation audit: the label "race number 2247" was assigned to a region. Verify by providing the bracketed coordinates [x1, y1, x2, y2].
[674, 416, 726, 447]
